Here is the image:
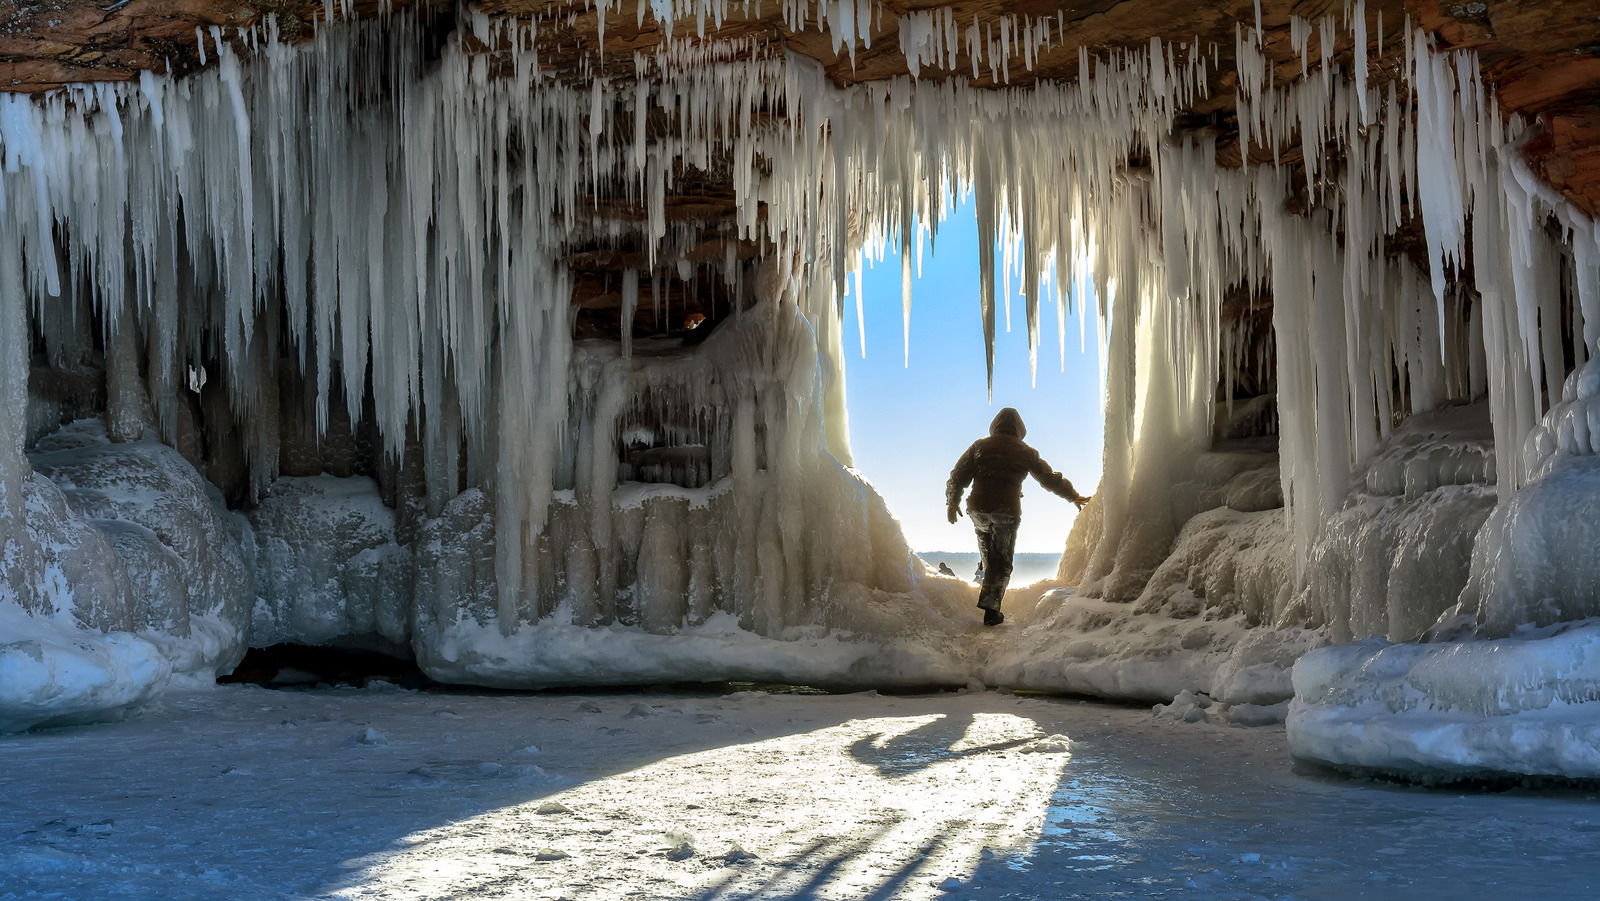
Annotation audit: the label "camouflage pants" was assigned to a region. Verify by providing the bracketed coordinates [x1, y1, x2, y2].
[970, 511, 1020, 611]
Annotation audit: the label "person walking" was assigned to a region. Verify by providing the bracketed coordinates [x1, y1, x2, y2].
[945, 408, 1089, 626]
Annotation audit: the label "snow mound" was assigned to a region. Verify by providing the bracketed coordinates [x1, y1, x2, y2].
[664, 831, 695, 861]
[1153, 690, 1288, 727]
[985, 591, 1322, 706]
[1288, 622, 1600, 779]
[352, 727, 387, 745]
[1006, 459, 1322, 707]
[1018, 734, 1072, 754]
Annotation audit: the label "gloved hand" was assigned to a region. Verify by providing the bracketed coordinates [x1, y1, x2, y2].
[947, 504, 962, 524]
[1071, 494, 1092, 510]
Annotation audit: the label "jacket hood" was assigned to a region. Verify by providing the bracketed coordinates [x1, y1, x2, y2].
[989, 407, 1026, 439]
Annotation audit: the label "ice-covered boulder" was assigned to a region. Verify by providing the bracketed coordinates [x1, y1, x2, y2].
[1131, 507, 1294, 624]
[1453, 360, 1600, 636]
[1287, 622, 1600, 780]
[1302, 488, 1495, 643]
[29, 420, 255, 656]
[1, 420, 253, 731]
[1223, 465, 1283, 512]
[1459, 454, 1600, 635]
[10, 471, 137, 631]
[1169, 443, 1281, 526]
[27, 420, 253, 671]
[0, 472, 167, 732]
[250, 475, 411, 651]
[411, 487, 498, 647]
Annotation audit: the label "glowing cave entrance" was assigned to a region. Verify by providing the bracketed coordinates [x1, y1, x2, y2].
[840, 198, 1105, 584]
[5, 2, 1600, 781]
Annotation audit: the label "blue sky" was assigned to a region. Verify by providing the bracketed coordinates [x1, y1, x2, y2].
[839, 198, 1105, 555]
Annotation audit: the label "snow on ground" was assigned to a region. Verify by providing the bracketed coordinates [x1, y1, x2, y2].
[3, 686, 1597, 900]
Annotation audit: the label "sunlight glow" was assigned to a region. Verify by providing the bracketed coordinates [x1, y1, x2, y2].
[329, 712, 1071, 900]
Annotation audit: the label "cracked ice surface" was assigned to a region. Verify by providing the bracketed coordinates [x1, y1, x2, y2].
[3, 687, 1598, 901]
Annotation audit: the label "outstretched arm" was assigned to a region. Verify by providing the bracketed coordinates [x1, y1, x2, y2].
[945, 443, 978, 523]
[1030, 454, 1089, 508]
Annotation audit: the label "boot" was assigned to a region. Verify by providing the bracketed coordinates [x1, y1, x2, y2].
[983, 608, 1005, 627]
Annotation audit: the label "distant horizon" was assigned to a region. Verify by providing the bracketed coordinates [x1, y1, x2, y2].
[915, 550, 1061, 558]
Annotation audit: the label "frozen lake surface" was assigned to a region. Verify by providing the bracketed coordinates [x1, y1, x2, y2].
[2, 685, 1595, 900]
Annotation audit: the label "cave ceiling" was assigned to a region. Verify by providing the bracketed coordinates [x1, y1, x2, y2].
[3, 0, 1598, 338]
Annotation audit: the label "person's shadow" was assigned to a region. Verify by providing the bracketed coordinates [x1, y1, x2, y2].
[847, 711, 1036, 778]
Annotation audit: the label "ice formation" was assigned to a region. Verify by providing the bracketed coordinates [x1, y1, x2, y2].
[0, 421, 251, 731]
[0, 1, 1598, 782]
[250, 476, 410, 651]
[1289, 621, 1600, 779]
[0, 10, 1226, 710]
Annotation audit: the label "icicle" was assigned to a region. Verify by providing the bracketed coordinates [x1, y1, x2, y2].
[621, 268, 638, 358]
[900, 227, 913, 366]
[1353, 0, 1370, 124]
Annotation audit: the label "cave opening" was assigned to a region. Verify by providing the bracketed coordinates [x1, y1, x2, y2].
[839, 197, 1106, 586]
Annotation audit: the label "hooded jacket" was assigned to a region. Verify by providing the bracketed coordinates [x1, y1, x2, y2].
[945, 408, 1080, 517]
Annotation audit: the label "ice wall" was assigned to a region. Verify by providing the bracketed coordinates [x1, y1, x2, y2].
[231, 291, 982, 687]
[0, 13, 1208, 696]
[408, 297, 982, 687]
[808, 12, 1590, 615]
